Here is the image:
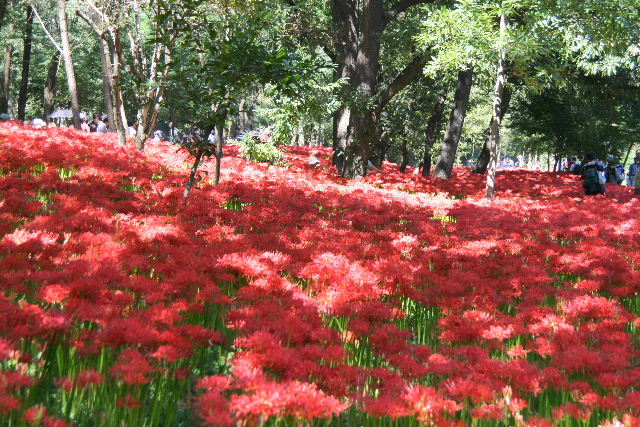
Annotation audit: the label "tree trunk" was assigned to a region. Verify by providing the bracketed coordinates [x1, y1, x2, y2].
[340, 0, 385, 178]
[433, 67, 474, 179]
[0, 36, 13, 115]
[331, 0, 358, 169]
[135, 43, 173, 150]
[485, 14, 508, 199]
[422, 93, 447, 177]
[214, 114, 227, 185]
[229, 116, 238, 139]
[17, 5, 34, 121]
[331, 0, 427, 177]
[98, 38, 115, 126]
[43, 51, 60, 121]
[109, 29, 128, 145]
[183, 148, 204, 199]
[473, 84, 512, 174]
[400, 139, 409, 173]
[58, 0, 81, 129]
[371, 120, 387, 166]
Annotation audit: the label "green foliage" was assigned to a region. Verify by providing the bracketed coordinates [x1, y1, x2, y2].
[236, 134, 283, 164]
[258, 58, 341, 145]
[507, 73, 640, 159]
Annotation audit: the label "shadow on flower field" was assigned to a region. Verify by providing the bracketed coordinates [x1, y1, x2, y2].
[1, 123, 639, 427]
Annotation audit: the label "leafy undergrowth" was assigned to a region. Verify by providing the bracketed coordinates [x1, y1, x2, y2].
[1, 123, 639, 427]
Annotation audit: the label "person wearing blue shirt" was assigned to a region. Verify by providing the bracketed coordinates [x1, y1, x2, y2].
[627, 152, 639, 187]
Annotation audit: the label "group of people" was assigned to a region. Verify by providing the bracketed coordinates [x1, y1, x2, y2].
[579, 151, 640, 195]
[81, 114, 109, 133]
[20, 113, 138, 137]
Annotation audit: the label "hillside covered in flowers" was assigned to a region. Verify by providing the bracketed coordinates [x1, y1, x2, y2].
[1, 123, 639, 427]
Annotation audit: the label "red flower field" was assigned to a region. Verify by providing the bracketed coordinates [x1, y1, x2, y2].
[1, 123, 639, 427]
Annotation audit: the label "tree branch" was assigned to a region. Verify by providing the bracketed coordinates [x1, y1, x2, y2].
[32, 5, 64, 55]
[385, 0, 433, 25]
[375, 55, 426, 114]
[76, 9, 103, 36]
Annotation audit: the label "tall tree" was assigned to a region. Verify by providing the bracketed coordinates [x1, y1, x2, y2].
[472, 84, 511, 174]
[43, 51, 60, 120]
[432, 67, 473, 179]
[127, 0, 181, 151]
[77, 4, 128, 145]
[485, 12, 507, 199]
[97, 39, 115, 126]
[0, 22, 13, 114]
[58, 0, 81, 129]
[421, 92, 447, 177]
[331, 0, 430, 178]
[17, 5, 34, 121]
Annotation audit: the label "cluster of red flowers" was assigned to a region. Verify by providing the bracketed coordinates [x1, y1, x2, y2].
[1, 122, 639, 426]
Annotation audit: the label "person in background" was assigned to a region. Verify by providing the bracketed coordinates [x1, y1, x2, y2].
[605, 155, 624, 185]
[633, 150, 640, 195]
[582, 152, 606, 195]
[565, 157, 576, 172]
[89, 115, 99, 132]
[31, 118, 46, 129]
[208, 127, 224, 146]
[96, 116, 108, 133]
[309, 152, 321, 167]
[127, 121, 137, 137]
[627, 151, 639, 187]
[570, 158, 582, 174]
[259, 125, 273, 143]
[168, 122, 177, 143]
[80, 117, 90, 132]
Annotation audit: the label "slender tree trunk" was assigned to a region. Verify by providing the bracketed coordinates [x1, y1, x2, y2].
[43, 51, 60, 121]
[433, 67, 474, 179]
[98, 38, 115, 126]
[135, 44, 173, 150]
[371, 120, 387, 166]
[623, 140, 635, 166]
[0, 36, 13, 114]
[400, 138, 410, 173]
[238, 99, 252, 131]
[109, 29, 127, 145]
[422, 93, 447, 177]
[229, 116, 238, 139]
[183, 148, 204, 199]
[58, 0, 81, 129]
[17, 5, 34, 121]
[485, 14, 508, 199]
[473, 85, 512, 174]
[214, 113, 227, 185]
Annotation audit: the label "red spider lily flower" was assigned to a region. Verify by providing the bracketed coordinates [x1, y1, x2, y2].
[111, 349, 155, 385]
[116, 393, 142, 408]
[0, 390, 19, 414]
[75, 370, 103, 389]
[22, 404, 47, 426]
